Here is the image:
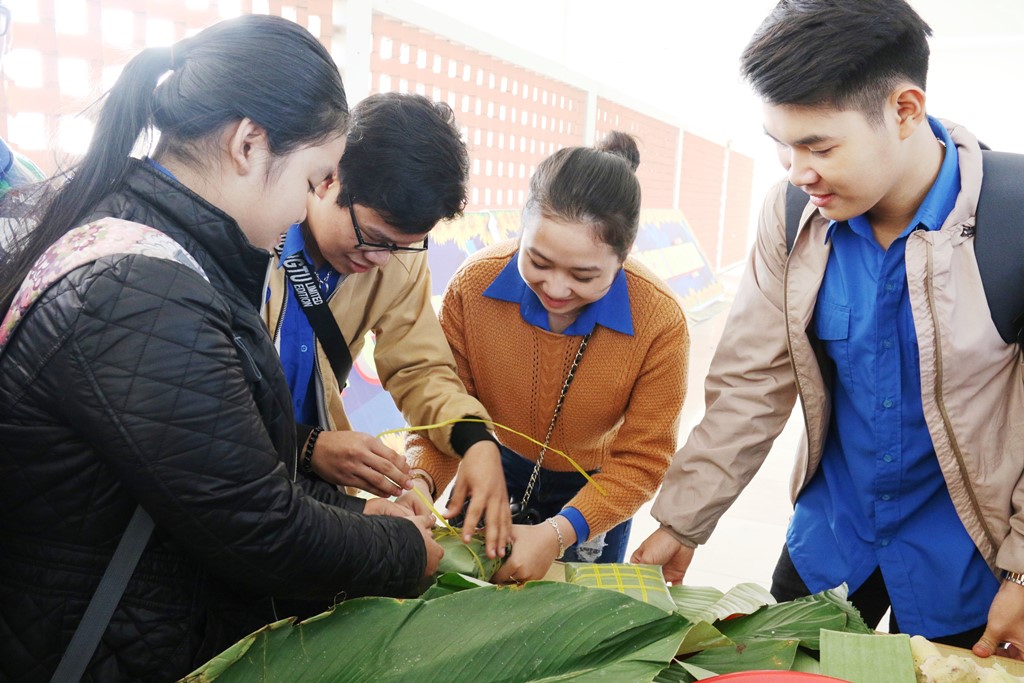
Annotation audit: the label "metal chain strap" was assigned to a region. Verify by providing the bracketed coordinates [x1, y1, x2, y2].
[519, 331, 592, 511]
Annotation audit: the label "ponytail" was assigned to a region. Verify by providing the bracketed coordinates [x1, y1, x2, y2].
[0, 46, 173, 312]
[0, 15, 348, 313]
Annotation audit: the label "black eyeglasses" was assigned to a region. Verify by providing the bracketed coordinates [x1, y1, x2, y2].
[348, 194, 428, 253]
[0, 7, 10, 37]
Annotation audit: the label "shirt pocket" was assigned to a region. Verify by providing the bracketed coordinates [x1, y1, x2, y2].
[815, 301, 855, 391]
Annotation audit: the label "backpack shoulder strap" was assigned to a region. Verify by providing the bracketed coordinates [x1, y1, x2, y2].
[784, 182, 807, 255]
[974, 150, 1024, 346]
[0, 217, 207, 351]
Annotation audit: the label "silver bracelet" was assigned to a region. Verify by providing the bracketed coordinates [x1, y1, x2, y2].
[547, 518, 565, 560]
[1004, 570, 1024, 587]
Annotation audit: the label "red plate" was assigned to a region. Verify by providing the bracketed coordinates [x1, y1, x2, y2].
[704, 672, 850, 682]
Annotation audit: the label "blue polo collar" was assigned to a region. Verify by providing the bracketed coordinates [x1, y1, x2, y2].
[482, 252, 634, 336]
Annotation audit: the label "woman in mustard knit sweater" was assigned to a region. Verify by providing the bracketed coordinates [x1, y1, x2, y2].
[402, 132, 689, 583]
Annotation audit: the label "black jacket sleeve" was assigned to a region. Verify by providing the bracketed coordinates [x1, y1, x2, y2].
[35, 255, 424, 599]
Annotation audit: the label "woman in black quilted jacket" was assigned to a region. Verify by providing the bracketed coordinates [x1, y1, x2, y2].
[0, 15, 441, 682]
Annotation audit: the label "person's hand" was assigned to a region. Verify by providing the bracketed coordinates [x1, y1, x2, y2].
[395, 475, 435, 517]
[445, 440, 511, 559]
[363, 496, 419, 519]
[310, 430, 412, 497]
[409, 513, 444, 578]
[491, 522, 564, 584]
[972, 579, 1024, 660]
[630, 527, 695, 585]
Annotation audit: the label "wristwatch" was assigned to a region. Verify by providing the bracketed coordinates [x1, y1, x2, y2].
[1003, 570, 1024, 587]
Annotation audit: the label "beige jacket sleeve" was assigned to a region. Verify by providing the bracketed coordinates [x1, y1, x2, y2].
[651, 180, 801, 547]
[368, 253, 491, 459]
[404, 266, 476, 495]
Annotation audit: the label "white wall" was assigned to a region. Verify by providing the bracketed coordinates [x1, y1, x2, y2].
[412, 0, 1024, 243]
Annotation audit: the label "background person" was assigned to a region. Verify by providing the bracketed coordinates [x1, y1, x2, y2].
[263, 92, 512, 558]
[0, 16, 440, 682]
[633, 0, 1024, 659]
[405, 132, 689, 583]
[0, 0, 44, 205]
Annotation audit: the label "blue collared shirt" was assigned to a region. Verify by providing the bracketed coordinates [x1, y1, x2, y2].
[482, 253, 634, 336]
[483, 253, 634, 543]
[788, 117, 998, 637]
[273, 224, 343, 426]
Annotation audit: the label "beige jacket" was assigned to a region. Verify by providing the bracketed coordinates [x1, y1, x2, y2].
[264, 250, 491, 458]
[652, 121, 1024, 575]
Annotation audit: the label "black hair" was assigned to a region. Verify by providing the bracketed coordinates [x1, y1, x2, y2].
[0, 14, 348, 313]
[523, 131, 641, 261]
[740, 0, 932, 123]
[337, 92, 469, 235]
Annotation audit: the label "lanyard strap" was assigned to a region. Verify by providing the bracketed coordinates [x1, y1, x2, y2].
[277, 241, 354, 387]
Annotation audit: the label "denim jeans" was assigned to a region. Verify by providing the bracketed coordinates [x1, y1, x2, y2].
[500, 445, 632, 563]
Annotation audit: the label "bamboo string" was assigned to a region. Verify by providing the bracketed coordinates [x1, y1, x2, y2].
[376, 417, 607, 496]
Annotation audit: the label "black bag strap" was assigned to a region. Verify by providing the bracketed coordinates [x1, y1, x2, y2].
[276, 243, 354, 385]
[50, 505, 154, 683]
[784, 182, 807, 255]
[974, 150, 1024, 346]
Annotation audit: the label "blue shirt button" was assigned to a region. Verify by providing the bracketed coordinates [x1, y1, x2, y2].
[883, 398, 894, 408]
[885, 282, 895, 292]
[882, 494, 892, 501]
[880, 539, 890, 547]
[300, 344, 308, 353]
[882, 338, 892, 349]
[883, 453, 894, 463]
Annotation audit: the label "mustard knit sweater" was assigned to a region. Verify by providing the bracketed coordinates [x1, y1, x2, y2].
[406, 240, 689, 539]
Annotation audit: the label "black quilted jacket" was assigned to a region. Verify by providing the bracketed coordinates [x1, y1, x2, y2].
[0, 161, 426, 682]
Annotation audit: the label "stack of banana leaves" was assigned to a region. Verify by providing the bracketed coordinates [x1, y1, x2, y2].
[179, 531, 933, 683]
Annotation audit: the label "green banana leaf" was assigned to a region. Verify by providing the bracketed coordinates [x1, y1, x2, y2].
[419, 571, 491, 600]
[819, 630, 917, 683]
[675, 620, 732, 657]
[670, 582, 775, 624]
[653, 660, 699, 682]
[181, 581, 689, 683]
[431, 527, 502, 581]
[682, 637, 801, 674]
[791, 648, 822, 673]
[714, 594, 850, 651]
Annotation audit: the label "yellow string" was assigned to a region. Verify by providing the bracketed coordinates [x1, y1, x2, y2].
[410, 485, 458, 533]
[376, 417, 607, 496]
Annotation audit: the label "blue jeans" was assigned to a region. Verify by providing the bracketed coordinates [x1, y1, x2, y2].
[500, 445, 632, 563]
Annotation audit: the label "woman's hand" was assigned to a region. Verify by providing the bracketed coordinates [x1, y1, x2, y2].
[310, 430, 412, 497]
[410, 513, 445, 578]
[491, 518, 573, 584]
[444, 440, 512, 559]
[394, 474, 436, 517]
[363, 496, 419, 519]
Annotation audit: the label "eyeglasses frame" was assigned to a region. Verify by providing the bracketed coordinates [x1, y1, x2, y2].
[347, 194, 428, 253]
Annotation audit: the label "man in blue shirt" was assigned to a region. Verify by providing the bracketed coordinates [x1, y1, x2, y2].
[263, 93, 512, 558]
[635, 0, 1024, 660]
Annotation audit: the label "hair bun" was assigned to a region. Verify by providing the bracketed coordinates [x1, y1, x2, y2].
[595, 131, 640, 171]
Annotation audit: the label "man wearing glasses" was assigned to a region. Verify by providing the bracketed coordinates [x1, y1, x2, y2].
[263, 93, 512, 558]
